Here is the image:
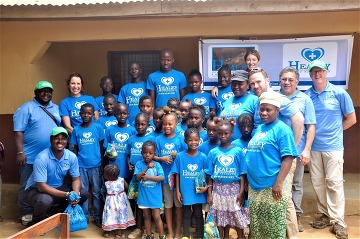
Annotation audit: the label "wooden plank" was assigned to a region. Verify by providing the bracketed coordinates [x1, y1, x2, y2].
[59, 213, 70, 239]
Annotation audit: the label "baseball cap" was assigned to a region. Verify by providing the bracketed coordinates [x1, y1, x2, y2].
[231, 70, 249, 82]
[35, 81, 54, 91]
[50, 127, 69, 137]
[308, 60, 327, 72]
[259, 91, 282, 108]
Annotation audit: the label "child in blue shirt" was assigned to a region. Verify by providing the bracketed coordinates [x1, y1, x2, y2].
[95, 76, 118, 117]
[155, 107, 186, 239]
[69, 103, 105, 226]
[206, 118, 249, 239]
[175, 100, 192, 136]
[135, 141, 165, 239]
[167, 97, 180, 113]
[198, 111, 220, 156]
[172, 128, 208, 239]
[147, 48, 187, 108]
[213, 65, 234, 116]
[118, 62, 148, 123]
[131, 95, 155, 135]
[232, 113, 254, 154]
[187, 105, 209, 145]
[149, 107, 165, 138]
[104, 103, 136, 180]
[182, 69, 216, 118]
[96, 94, 118, 133]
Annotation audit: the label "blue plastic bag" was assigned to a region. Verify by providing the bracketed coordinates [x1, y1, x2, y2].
[203, 207, 220, 239]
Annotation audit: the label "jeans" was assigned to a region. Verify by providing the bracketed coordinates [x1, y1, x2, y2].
[182, 204, 204, 238]
[26, 184, 89, 223]
[19, 164, 34, 216]
[79, 167, 102, 221]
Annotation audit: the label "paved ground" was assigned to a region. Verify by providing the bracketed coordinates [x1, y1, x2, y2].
[1, 213, 359, 238]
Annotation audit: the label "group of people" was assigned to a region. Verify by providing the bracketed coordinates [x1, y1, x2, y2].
[11, 47, 356, 239]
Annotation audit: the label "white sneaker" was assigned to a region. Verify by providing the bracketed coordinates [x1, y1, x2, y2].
[128, 228, 143, 239]
[21, 214, 33, 226]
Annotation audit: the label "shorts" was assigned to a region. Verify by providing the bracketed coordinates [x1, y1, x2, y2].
[138, 205, 159, 209]
[162, 184, 182, 208]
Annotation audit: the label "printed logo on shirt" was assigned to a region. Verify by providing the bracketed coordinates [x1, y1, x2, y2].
[255, 131, 268, 141]
[187, 164, 198, 171]
[146, 126, 155, 135]
[194, 97, 207, 105]
[135, 142, 143, 149]
[218, 155, 234, 167]
[75, 101, 87, 110]
[105, 120, 118, 128]
[131, 88, 144, 97]
[80, 132, 95, 144]
[222, 92, 234, 101]
[115, 133, 129, 143]
[161, 77, 175, 86]
[142, 168, 157, 187]
[83, 132, 92, 138]
[165, 143, 175, 150]
[229, 103, 242, 111]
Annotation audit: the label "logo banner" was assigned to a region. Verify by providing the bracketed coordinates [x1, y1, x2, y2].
[199, 35, 354, 91]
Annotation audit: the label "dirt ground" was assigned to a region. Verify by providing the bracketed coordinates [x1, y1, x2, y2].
[1, 213, 359, 239]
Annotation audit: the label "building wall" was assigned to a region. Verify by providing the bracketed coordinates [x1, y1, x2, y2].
[1, 11, 359, 182]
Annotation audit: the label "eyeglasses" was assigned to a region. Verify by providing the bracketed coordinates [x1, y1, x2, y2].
[280, 78, 296, 83]
[310, 69, 326, 75]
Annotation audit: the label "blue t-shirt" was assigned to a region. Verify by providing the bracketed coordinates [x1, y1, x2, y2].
[25, 148, 79, 190]
[96, 115, 118, 133]
[175, 124, 187, 136]
[246, 120, 299, 191]
[95, 94, 118, 117]
[198, 140, 220, 156]
[199, 130, 209, 146]
[131, 119, 156, 136]
[70, 123, 105, 168]
[118, 81, 147, 123]
[182, 91, 216, 118]
[242, 90, 300, 130]
[135, 160, 164, 208]
[305, 82, 355, 151]
[104, 125, 136, 178]
[13, 99, 61, 164]
[149, 131, 163, 138]
[205, 146, 246, 184]
[147, 69, 187, 108]
[219, 93, 258, 140]
[231, 139, 249, 156]
[215, 85, 234, 116]
[127, 134, 155, 166]
[280, 89, 316, 153]
[59, 95, 99, 127]
[155, 134, 187, 184]
[172, 151, 207, 205]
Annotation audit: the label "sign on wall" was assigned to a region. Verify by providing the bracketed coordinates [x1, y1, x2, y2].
[199, 35, 354, 91]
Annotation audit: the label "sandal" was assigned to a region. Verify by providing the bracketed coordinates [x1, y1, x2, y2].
[104, 232, 111, 238]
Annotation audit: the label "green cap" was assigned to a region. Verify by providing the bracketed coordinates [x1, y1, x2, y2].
[35, 80, 54, 91]
[50, 127, 68, 137]
[308, 60, 327, 72]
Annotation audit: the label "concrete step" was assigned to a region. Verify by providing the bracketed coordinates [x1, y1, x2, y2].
[1, 173, 359, 220]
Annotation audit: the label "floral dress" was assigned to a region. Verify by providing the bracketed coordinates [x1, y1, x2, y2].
[102, 177, 136, 231]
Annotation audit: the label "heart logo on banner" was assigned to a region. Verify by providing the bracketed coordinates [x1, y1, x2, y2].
[105, 120, 118, 127]
[165, 143, 175, 150]
[255, 131, 268, 141]
[83, 132, 92, 138]
[194, 97, 207, 105]
[229, 103, 241, 111]
[131, 88, 144, 97]
[75, 101, 87, 110]
[135, 142, 143, 149]
[115, 133, 129, 143]
[161, 77, 174, 86]
[218, 154, 234, 167]
[301, 47, 325, 62]
[187, 164, 198, 171]
[222, 92, 234, 101]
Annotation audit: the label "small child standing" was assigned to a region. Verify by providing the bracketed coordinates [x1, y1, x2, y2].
[172, 128, 208, 239]
[118, 62, 148, 123]
[133, 95, 155, 135]
[69, 103, 105, 227]
[135, 141, 165, 239]
[198, 111, 220, 155]
[104, 103, 136, 180]
[214, 65, 234, 116]
[102, 164, 136, 238]
[182, 69, 216, 118]
[206, 118, 249, 239]
[155, 107, 187, 239]
[95, 76, 118, 117]
[187, 105, 209, 145]
[150, 107, 165, 138]
[96, 94, 118, 132]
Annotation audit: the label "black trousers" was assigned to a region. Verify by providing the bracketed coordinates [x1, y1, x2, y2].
[182, 204, 204, 238]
